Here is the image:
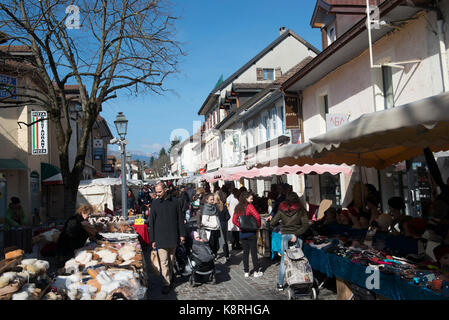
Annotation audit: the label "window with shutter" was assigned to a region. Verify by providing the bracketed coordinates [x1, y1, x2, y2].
[256, 68, 263, 81]
[275, 68, 281, 79]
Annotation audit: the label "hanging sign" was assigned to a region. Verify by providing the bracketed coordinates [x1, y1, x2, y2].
[31, 111, 48, 155]
[0, 75, 17, 100]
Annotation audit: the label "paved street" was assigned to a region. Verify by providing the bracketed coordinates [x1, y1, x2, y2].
[147, 248, 337, 300]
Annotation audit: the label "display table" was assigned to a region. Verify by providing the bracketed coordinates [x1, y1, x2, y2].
[132, 224, 149, 245]
[271, 232, 448, 300]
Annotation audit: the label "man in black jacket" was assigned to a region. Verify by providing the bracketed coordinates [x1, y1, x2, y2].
[149, 182, 186, 294]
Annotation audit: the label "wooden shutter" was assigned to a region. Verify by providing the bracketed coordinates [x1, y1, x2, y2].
[256, 68, 263, 81]
[275, 68, 282, 80]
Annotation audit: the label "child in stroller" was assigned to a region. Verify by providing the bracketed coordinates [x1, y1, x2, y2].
[187, 230, 216, 286]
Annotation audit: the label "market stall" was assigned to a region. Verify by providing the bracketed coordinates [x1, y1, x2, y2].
[77, 178, 143, 212]
[47, 216, 148, 300]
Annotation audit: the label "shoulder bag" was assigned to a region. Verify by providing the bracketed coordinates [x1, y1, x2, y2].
[238, 205, 258, 232]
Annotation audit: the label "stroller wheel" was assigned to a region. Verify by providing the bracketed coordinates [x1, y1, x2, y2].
[287, 289, 293, 300]
[311, 288, 318, 300]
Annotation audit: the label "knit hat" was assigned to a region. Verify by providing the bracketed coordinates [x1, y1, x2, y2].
[11, 197, 20, 205]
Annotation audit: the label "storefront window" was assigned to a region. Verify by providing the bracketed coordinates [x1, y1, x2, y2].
[319, 173, 341, 207]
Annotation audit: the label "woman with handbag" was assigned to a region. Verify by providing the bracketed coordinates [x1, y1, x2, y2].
[197, 193, 221, 258]
[232, 191, 263, 278]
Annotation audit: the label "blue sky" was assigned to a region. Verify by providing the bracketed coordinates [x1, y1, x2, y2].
[105, 0, 321, 158]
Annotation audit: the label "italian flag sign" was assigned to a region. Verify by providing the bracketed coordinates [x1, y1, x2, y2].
[31, 111, 48, 155]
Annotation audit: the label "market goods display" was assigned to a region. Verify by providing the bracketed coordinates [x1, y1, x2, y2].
[55, 238, 146, 300]
[306, 235, 449, 297]
[0, 257, 52, 300]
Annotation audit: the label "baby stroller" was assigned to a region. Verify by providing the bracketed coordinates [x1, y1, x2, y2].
[284, 244, 319, 300]
[187, 239, 216, 286]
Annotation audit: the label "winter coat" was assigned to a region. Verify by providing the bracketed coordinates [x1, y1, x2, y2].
[226, 194, 239, 231]
[269, 206, 310, 236]
[3, 206, 26, 231]
[232, 203, 261, 240]
[127, 196, 136, 211]
[217, 205, 231, 233]
[56, 214, 90, 259]
[177, 192, 190, 213]
[148, 194, 186, 249]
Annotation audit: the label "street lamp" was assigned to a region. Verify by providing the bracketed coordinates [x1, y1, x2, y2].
[114, 112, 128, 140]
[112, 112, 129, 219]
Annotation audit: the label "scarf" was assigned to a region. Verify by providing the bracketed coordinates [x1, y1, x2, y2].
[202, 203, 218, 216]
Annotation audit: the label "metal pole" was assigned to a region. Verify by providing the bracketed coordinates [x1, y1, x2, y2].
[121, 141, 128, 219]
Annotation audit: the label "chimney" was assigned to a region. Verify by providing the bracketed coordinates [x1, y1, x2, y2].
[279, 27, 287, 36]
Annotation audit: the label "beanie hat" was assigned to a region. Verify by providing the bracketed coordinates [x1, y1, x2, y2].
[11, 197, 20, 205]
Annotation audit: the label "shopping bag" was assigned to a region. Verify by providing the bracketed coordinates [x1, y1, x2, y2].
[201, 214, 220, 230]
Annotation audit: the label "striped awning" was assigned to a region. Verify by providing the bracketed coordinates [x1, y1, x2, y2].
[41, 163, 63, 185]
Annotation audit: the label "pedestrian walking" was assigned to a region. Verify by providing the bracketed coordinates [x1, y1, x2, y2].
[266, 192, 310, 291]
[148, 182, 186, 294]
[197, 193, 221, 258]
[214, 193, 231, 262]
[226, 188, 242, 250]
[232, 191, 263, 278]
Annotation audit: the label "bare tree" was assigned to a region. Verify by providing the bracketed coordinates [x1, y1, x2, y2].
[0, 0, 182, 217]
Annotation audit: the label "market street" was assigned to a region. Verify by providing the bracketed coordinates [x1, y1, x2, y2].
[146, 250, 337, 300]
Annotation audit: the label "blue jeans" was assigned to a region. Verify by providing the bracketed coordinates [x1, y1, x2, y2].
[278, 234, 303, 286]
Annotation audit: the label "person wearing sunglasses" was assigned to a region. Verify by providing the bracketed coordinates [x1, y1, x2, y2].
[267, 192, 310, 291]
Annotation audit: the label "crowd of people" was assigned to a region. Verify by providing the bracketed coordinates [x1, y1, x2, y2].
[5, 175, 448, 298]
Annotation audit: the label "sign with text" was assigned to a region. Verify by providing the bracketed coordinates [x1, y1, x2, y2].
[31, 111, 48, 155]
[326, 114, 349, 131]
[0, 74, 17, 100]
[285, 96, 300, 129]
[103, 164, 114, 172]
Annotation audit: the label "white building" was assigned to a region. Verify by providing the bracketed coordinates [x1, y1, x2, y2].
[273, 0, 449, 214]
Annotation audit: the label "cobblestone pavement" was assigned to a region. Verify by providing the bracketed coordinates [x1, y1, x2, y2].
[147, 249, 338, 300]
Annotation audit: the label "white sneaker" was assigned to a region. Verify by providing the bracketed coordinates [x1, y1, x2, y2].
[253, 271, 263, 278]
[244, 272, 249, 278]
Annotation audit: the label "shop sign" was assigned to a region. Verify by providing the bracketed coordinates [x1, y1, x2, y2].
[31, 111, 48, 155]
[0, 75, 17, 100]
[326, 114, 349, 131]
[103, 164, 113, 172]
[285, 96, 300, 129]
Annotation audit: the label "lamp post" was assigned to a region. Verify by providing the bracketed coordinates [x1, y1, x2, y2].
[113, 112, 129, 219]
[126, 152, 132, 180]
